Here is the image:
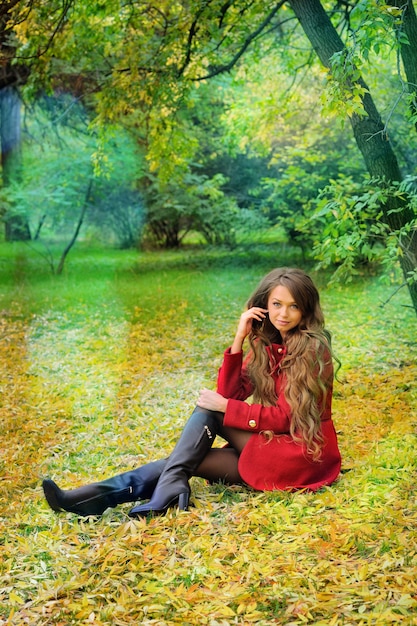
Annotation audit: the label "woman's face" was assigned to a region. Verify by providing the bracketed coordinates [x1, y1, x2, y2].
[267, 284, 303, 338]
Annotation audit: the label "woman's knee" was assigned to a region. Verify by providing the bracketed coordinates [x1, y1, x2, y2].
[195, 449, 242, 485]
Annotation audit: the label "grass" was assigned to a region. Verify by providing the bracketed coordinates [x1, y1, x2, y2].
[0, 242, 416, 625]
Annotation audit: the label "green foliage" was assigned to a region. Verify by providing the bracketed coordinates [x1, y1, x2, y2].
[311, 175, 417, 283]
[142, 171, 267, 249]
[1, 99, 144, 252]
[320, 0, 415, 135]
[258, 130, 362, 258]
[4, 0, 417, 303]
[130, 73, 272, 249]
[322, 49, 370, 119]
[348, 1, 407, 58]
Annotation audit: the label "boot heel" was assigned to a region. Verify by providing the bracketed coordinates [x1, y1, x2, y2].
[127, 408, 218, 517]
[178, 492, 190, 511]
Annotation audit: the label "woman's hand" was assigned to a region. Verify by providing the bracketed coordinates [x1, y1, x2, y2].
[197, 388, 228, 413]
[231, 307, 268, 353]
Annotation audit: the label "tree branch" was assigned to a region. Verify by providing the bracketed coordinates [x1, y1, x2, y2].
[12, 0, 75, 61]
[379, 282, 408, 307]
[177, 0, 215, 77]
[195, 1, 286, 80]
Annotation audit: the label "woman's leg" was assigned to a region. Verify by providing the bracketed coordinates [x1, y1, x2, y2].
[42, 459, 167, 516]
[194, 423, 251, 484]
[218, 424, 252, 454]
[128, 409, 252, 517]
[194, 448, 242, 484]
[128, 407, 222, 517]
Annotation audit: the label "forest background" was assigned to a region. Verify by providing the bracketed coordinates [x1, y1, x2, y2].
[0, 1, 416, 625]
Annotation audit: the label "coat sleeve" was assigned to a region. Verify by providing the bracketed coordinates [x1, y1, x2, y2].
[223, 393, 292, 434]
[217, 347, 292, 434]
[216, 348, 254, 401]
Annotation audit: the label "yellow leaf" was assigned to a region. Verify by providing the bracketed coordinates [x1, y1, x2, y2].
[9, 591, 25, 605]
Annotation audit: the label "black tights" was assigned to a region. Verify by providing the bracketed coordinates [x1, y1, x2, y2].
[194, 419, 251, 485]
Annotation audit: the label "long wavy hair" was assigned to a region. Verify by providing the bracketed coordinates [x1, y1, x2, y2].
[246, 267, 335, 461]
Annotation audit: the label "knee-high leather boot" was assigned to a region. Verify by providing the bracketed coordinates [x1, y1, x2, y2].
[128, 407, 221, 517]
[42, 459, 167, 516]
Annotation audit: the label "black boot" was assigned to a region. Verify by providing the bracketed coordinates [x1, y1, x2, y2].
[128, 407, 221, 517]
[42, 459, 167, 516]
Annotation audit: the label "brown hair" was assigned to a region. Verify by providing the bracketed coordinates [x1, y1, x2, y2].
[246, 268, 334, 460]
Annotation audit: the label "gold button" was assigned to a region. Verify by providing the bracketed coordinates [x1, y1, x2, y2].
[248, 419, 257, 428]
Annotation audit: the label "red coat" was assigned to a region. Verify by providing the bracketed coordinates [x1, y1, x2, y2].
[216, 344, 341, 491]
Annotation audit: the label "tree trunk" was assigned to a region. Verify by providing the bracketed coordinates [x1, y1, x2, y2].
[56, 178, 93, 275]
[289, 0, 417, 313]
[388, 0, 417, 128]
[33, 214, 47, 240]
[0, 85, 31, 241]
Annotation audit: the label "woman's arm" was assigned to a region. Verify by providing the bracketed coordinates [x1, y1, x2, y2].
[197, 383, 293, 434]
[216, 349, 253, 400]
[197, 388, 228, 413]
[230, 307, 267, 354]
[223, 395, 292, 434]
[217, 306, 267, 399]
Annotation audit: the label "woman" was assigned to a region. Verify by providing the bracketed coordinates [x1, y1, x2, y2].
[42, 267, 341, 517]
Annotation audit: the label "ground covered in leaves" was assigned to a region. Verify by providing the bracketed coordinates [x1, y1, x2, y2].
[0, 245, 416, 625]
